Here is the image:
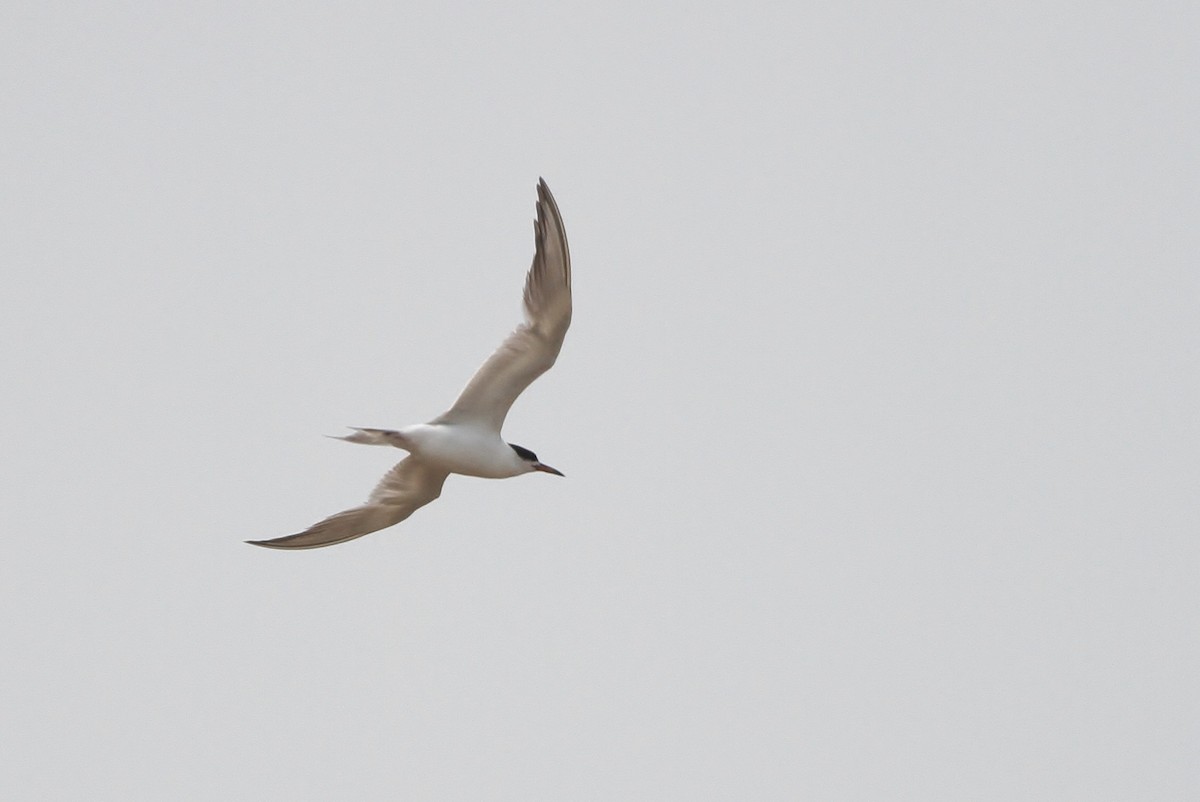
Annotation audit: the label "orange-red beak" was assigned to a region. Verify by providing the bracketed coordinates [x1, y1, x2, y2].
[534, 463, 564, 476]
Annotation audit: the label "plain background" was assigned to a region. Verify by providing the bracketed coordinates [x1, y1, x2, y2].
[2, 1, 1196, 799]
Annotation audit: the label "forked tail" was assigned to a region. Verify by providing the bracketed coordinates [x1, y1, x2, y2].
[328, 427, 410, 448]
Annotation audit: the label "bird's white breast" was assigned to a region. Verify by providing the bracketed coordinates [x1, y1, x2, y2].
[400, 423, 525, 478]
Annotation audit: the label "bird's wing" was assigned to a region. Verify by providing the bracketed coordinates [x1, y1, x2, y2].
[434, 178, 571, 432]
[246, 457, 450, 550]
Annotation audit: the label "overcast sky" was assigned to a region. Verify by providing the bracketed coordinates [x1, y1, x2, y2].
[2, 1, 1197, 799]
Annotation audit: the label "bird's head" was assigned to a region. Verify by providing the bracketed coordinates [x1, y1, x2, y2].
[508, 443, 564, 476]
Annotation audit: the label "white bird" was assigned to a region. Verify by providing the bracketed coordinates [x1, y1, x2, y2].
[248, 179, 571, 550]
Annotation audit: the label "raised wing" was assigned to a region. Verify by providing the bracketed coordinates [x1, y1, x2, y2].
[247, 456, 449, 550]
[435, 178, 571, 432]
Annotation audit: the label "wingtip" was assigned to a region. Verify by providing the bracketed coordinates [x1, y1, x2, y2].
[245, 536, 314, 550]
[244, 537, 314, 550]
[534, 179, 555, 229]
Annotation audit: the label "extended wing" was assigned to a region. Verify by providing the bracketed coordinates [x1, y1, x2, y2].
[435, 179, 572, 432]
[247, 456, 449, 550]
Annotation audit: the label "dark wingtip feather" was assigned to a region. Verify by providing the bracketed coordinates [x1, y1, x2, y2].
[245, 537, 329, 551]
[536, 178, 554, 209]
[244, 537, 310, 550]
[245, 533, 348, 551]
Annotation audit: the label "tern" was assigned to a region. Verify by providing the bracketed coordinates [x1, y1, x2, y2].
[247, 179, 571, 550]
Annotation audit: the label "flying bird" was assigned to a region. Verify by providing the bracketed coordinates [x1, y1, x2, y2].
[247, 179, 571, 550]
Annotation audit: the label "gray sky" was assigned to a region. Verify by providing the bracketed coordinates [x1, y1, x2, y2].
[2, 1, 1197, 799]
